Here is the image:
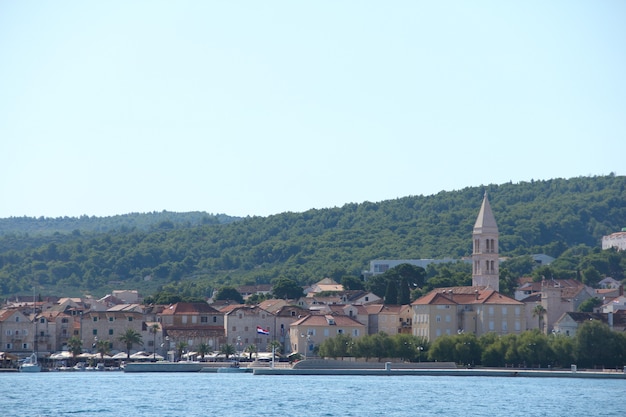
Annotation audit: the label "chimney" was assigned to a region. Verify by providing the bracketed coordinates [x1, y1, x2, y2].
[475, 289, 479, 300]
[608, 311, 614, 329]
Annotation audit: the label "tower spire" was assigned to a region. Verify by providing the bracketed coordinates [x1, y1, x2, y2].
[472, 192, 499, 291]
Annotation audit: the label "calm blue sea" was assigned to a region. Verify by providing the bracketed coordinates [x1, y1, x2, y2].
[0, 372, 624, 417]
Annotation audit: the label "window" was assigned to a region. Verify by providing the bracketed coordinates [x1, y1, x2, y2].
[515, 321, 521, 331]
[489, 321, 494, 331]
[213, 316, 217, 323]
[5, 330, 12, 336]
[23, 343, 28, 349]
[108, 329, 114, 336]
[62, 318, 69, 324]
[40, 318, 45, 324]
[62, 329, 67, 336]
[436, 315, 441, 323]
[445, 315, 451, 323]
[502, 307, 507, 315]
[92, 329, 98, 336]
[191, 316, 197, 324]
[6, 343, 12, 349]
[515, 307, 521, 316]
[488, 307, 494, 316]
[128, 317, 133, 322]
[109, 317, 114, 322]
[15, 316, 19, 322]
[244, 326, 249, 332]
[40, 331, 45, 337]
[201, 316, 208, 323]
[352, 329, 359, 337]
[93, 317, 98, 322]
[324, 329, 329, 337]
[182, 316, 187, 324]
[502, 322, 508, 331]
[337, 329, 343, 334]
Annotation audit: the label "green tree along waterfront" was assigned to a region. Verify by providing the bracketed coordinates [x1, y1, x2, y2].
[0, 175, 624, 299]
[317, 323, 625, 370]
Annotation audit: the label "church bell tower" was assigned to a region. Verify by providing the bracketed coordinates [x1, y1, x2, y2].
[472, 192, 499, 291]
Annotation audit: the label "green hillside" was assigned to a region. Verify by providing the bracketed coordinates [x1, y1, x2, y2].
[0, 174, 624, 299]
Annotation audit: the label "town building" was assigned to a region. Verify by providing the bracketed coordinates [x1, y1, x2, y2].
[289, 314, 366, 358]
[223, 305, 275, 354]
[80, 306, 145, 354]
[159, 302, 225, 357]
[364, 304, 412, 335]
[411, 192, 527, 341]
[412, 287, 524, 340]
[602, 230, 626, 251]
[553, 311, 626, 336]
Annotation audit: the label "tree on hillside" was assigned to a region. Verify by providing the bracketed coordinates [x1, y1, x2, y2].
[272, 277, 304, 299]
[341, 275, 365, 291]
[578, 297, 602, 312]
[384, 279, 398, 305]
[214, 286, 244, 303]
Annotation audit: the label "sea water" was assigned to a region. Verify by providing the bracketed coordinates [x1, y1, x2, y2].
[1, 372, 624, 417]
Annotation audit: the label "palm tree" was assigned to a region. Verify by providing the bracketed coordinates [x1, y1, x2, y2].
[197, 342, 211, 362]
[220, 343, 236, 360]
[149, 323, 160, 360]
[532, 305, 547, 333]
[244, 344, 258, 360]
[175, 341, 188, 362]
[118, 328, 143, 359]
[95, 339, 111, 360]
[67, 336, 82, 364]
[267, 340, 282, 354]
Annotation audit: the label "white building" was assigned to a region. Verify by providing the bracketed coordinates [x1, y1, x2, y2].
[602, 231, 626, 251]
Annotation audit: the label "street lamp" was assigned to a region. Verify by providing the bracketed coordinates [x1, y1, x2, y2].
[417, 346, 424, 363]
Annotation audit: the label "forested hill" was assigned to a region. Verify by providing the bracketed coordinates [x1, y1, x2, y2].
[0, 211, 241, 236]
[0, 175, 624, 298]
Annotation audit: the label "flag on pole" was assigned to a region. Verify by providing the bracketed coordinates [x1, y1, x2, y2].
[256, 326, 270, 335]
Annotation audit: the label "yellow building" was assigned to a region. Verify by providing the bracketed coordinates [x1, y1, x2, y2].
[412, 287, 525, 341]
[289, 314, 366, 358]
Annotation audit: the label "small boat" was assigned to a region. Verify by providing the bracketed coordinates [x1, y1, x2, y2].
[19, 353, 42, 373]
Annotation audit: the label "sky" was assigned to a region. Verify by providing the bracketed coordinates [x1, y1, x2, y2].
[1, 1, 625, 219]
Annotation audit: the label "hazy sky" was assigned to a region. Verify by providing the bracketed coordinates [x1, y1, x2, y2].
[1, 2, 624, 218]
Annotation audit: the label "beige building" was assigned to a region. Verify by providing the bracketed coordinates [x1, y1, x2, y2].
[289, 314, 366, 357]
[412, 287, 525, 341]
[224, 305, 275, 353]
[80, 307, 145, 354]
[159, 302, 225, 356]
[364, 304, 412, 335]
[0, 309, 36, 359]
[35, 310, 74, 354]
[518, 279, 594, 333]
